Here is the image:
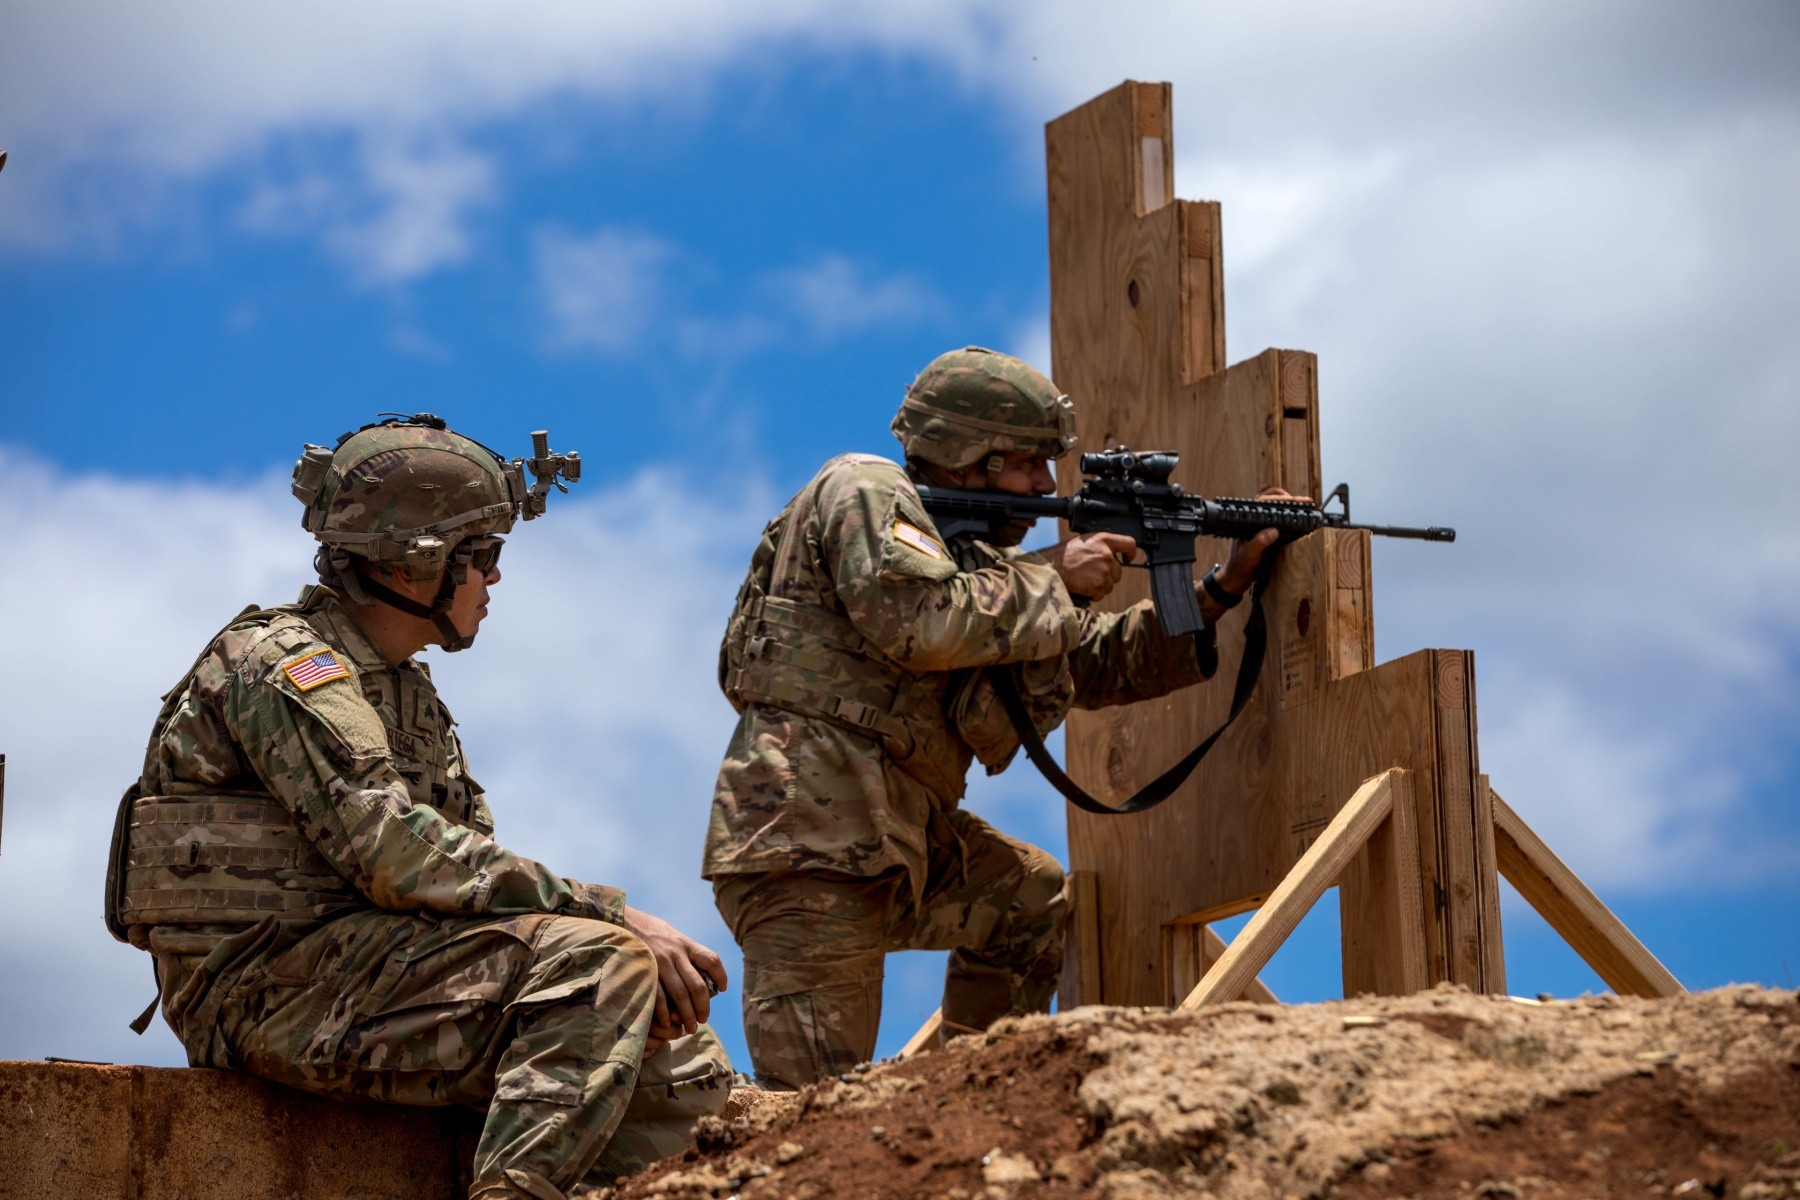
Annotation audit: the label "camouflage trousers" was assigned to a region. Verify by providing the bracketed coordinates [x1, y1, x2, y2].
[713, 808, 1066, 1090]
[155, 910, 732, 1195]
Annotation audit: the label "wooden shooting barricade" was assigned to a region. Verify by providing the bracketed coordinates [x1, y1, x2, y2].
[902, 80, 1677, 1055]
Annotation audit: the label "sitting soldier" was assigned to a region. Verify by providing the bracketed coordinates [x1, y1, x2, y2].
[106, 414, 731, 1200]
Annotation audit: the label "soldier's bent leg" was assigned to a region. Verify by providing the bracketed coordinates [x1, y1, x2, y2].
[470, 916, 660, 1195]
[910, 811, 1068, 1037]
[713, 871, 899, 1089]
[581, 1025, 734, 1186]
[207, 910, 659, 1197]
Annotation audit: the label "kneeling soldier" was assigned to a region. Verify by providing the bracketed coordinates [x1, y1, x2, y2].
[108, 415, 732, 1200]
[707, 347, 1288, 1088]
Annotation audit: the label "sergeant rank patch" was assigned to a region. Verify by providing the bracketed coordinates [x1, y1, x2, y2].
[283, 650, 351, 691]
[892, 519, 947, 560]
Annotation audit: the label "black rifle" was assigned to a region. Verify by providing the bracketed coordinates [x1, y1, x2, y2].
[917, 447, 1451, 638]
[915, 447, 1454, 815]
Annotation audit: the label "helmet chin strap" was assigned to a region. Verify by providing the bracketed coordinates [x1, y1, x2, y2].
[352, 554, 478, 653]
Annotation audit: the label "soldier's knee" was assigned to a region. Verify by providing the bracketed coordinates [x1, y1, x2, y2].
[1013, 846, 1066, 916]
[526, 916, 658, 1012]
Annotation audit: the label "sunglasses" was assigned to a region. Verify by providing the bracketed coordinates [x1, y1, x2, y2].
[459, 535, 505, 574]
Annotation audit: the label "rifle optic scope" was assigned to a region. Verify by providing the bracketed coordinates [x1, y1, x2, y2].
[1079, 448, 1178, 483]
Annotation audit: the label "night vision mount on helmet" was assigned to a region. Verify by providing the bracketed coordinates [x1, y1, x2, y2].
[290, 413, 581, 651]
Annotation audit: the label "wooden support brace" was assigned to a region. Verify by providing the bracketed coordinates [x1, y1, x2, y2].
[1179, 768, 1405, 1009]
[1166, 921, 1280, 1005]
[1490, 788, 1684, 999]
[896, 1009, 942, 1060]
[1201, 925, 1279, 1003]
[1059, 869, 1104, 1009]
[1338, 764, 1429, 997]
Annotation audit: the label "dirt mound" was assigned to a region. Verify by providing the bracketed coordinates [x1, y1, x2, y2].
[603, 986, 1798, 1200]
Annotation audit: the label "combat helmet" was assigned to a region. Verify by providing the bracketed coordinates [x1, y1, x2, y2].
[290, 414, 580, 651]
[891, 346, 1077, 484]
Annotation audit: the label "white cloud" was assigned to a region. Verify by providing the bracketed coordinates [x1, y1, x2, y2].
[767, 255, 943, 341]
[6, 0, 1791, 294]
[0, 445, 768, 1065]
[534, 225, 676, 355]
[534, 234, 944, 359]
[0, 0, 994, 267]
[241, 137, 496, 287]
[329, 139, 497, 287]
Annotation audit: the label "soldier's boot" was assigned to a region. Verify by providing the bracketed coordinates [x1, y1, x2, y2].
[469, 1167, 569, 1200]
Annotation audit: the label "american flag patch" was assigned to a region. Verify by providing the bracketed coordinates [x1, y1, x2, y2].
[892, 519, 946, 560]
[283, 650, 351, 692]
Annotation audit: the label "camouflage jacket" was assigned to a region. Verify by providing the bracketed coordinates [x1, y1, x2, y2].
[705, 453, 1214, 890]
[113, 585, 623, 952]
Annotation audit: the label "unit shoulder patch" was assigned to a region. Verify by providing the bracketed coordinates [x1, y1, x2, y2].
[282, 650, 352, 692]
[892, 519, 947, 561]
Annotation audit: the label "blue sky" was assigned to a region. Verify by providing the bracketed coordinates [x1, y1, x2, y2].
[2, 1, 1797, 1078]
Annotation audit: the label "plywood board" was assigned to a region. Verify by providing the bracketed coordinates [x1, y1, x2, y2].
[1048, 81, 1490, 1005]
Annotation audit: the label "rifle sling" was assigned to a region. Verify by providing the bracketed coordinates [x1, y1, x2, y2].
[993, 570, 1269, 816]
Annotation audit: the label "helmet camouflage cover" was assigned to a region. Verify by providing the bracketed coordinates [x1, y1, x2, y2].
[891, 346, 1078, 472]
[289, 414, 579, 652]
[292, 416, 527, 581]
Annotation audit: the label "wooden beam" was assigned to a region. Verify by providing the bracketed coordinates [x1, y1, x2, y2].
[1058, 869, 1103, 1010]
[1430, 650, 1496, 991]
[1490, 790, 1683, 999]
[1163, 920, 1279, 1005]
[1203, 924, 1279, 1003]
[895, 1009, 942, 1060]
[1475, 773, 1508, 988]
[1179, 769, 1403, 1010]
[1338, 766, 1429, 996]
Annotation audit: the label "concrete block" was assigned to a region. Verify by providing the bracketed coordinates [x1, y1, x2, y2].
[0, 1060, 481, 1200]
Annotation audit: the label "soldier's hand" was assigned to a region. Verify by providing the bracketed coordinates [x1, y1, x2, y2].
[1041, 532, 1139, 601]
[642, 993, 684, 1062]
[643, 1005, 684, 1061]
[1217, 486, 1310, 594]
[620, 906, 729, 1036]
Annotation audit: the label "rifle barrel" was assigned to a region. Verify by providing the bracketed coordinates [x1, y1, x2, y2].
[1348, 522, 1456, 542]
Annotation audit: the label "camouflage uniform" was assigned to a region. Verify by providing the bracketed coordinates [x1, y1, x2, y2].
[107, 419, 729, 1200]
[708, 353, 1217, 1087]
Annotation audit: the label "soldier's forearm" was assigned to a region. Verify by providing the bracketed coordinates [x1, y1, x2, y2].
[1069, 602, 1215, 707]
[850, 561, 1083, 673]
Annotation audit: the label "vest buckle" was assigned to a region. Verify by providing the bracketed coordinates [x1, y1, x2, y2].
[826, 696, 880, 730]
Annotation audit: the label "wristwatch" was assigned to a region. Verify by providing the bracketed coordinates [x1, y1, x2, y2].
[1200, 565, 1243, 610]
